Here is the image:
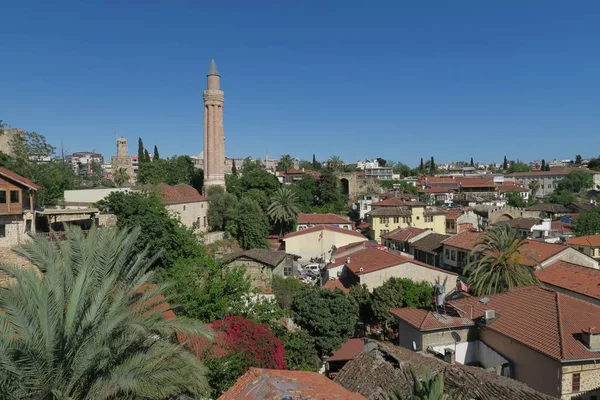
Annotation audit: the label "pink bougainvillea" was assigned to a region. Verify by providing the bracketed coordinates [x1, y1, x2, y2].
[212, 315, 287, 370]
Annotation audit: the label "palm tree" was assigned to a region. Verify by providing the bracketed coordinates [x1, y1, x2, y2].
[277, 154, 294, 173]
[0, 226, 213, 399]
[113, 167, 129, 187]
[327, 155, 345, 171]
[528, 180, 540, 200]
[464, 225, 539, 296]
[267, 186, 300, 236]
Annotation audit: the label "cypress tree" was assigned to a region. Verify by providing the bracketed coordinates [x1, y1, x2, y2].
[429, 156, 435, 175]
[470, 157, 474, 167]
[312, 154, 317, 169]
[144, 148, 151, 163]
[419, 158, 424, 172]
[541, 159, 546, 171]
[232, 159, 238, 176]
[153, 145, 160, 160]
[138, 138, 144, 162]
[503, 156, 508, 170]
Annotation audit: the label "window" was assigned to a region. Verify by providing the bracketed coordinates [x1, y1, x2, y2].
[572, 373, 580, 392]
[10, 190, 19, 203]
[393, 217, 399, 223]
[445, 248, 450, 259]
[381, 217, 389, 224]
[0, 191, 5, 204]
[203, 216, 207, 227]
[451, 250, 456, 261]
[284, 266, 293, 276]
[424, 216, 433, 223]
[0, 225, 5, 237]
[183, 205, 186, 211]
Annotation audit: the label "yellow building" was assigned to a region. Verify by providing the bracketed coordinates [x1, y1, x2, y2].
[568, 235, 600, 260]
[367, 200, 446, 243]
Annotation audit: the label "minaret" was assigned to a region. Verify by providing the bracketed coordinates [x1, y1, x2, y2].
[203, 59, 226, 193]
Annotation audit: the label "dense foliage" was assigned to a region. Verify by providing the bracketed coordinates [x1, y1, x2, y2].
[137, 155, 204, 193]
[272, 275, 304, 310]
[370, 278, 433, 326]
[268, 186, 300, 236]
[0, 226, 212, 399]
[573, 207, 600, 236]
[291, 285, 358, 357]
[226, 197, 270, 249]
[96, 191, 204, 271]
[506, 161, 531, 173]
[466, 226, 539, 295]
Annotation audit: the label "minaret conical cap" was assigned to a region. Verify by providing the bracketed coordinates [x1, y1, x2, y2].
[207, 59, 219, 76]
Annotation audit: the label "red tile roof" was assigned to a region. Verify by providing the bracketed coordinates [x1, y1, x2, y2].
[450, 286, 600, 361]
[297, 213, 351, 225]
[444, 210, 464, 221]
[506, 169, 573, 177]
[322, 278, 351, 294]
[418, 187, 454, 194]
[498, 185, 528, 192]
[390, 307, 474, 331]
[328, 338, 366, 362]
[145, 183, 206, 204]
[219, 367, 367, 399]
[569, 235, 600, 247]
[332, 241, 366, 257]
[551, 221, 573, 235]
[381, 227, 426, 242]
[327, 247, 457, 277]
[371, 198, 426, 207]
[441, 230, 482, 251]
[536, 260, 600, 301]
[0, 166, 41, 190]
[283, 225, 366, 240]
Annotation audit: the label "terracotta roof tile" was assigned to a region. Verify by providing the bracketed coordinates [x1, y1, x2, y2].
[536, 260, 600, 301]
[328, 338, 366, 362]
[219, 367, 367, 399]
[496, 217, 541, 230]
[390, 307, 474, 331]
[441, 230, 482, 251]
[332, 241, 366, 257]
[525, 203, 571, 213]
[0, 166, 41, 190]
[450, 286, 600, 361]
[372, 198, 426, 207]
[444, 210, 464, 221]
[322, 279, 351, 294]
[382, 227, 426, 242]
[551, 221, 573, 235]
[145, 183, 206, 204]
[506, 169, 574, 177]
[283, 225, 366, 240]
[569, 235, 600, 247]
[410, 233, 451, 254]
[367, 207, 412, 217]
[297, 213, 351, 225]
[419, 187, 454, 194]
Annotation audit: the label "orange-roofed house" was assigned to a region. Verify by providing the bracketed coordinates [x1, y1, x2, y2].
[537, 260, 600, 306]
[325, 247, 457, 292]
[569, 235, 600, 260]
[296, 213, 353, 231]
[219, 367, 367, 400]
[0, 167, 40, 246]
[391, 286, 600, 399]
[283, 225, 367, 262]
[145, 183, 209, 232]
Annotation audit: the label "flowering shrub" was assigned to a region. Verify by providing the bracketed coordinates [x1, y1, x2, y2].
[213, 315, 287, 369]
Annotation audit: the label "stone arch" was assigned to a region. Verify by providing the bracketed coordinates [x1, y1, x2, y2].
[340, 178, 350, 196]
[495, 214, 514, 223]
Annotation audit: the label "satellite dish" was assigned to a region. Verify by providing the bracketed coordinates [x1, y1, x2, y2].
[412, 341, 418, 351]
[451, 331, 461, 342]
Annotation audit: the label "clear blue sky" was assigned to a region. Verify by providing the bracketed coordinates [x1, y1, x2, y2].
[1, 1, 599, 166]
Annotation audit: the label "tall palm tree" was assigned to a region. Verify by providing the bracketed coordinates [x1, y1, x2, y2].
[277, 154, 294, 173]
[327, 155, 345, 171]
[267, 186, 300, 236]
[528, 180, 540, 200]
[464, 225, 539, 296]
[0, 226, 213, 399]
[113, 167, 129, 187]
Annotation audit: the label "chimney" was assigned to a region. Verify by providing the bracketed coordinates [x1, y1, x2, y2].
[346, 256, 351, 264]
[444, 348, 456, 364]
[582, 327, 600, 350]
[363, 338, 378, 354]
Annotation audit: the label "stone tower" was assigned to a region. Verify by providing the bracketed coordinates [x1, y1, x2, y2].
[202, 59, 226, 194]
[110, 137, 134, 184]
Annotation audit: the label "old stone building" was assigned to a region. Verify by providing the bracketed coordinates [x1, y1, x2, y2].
[110, 137, 134, 184]
[146, 183, 209, 233]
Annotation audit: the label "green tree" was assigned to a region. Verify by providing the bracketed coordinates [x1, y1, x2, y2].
[293, 175, 318, 212]
[272, 275, 303, 310]
[465, 226, 539, 296]
[241, 157, 263, 173]
[528, 180, 540, 199]
[547, 189, 577, 205]
[317, 168, 343, 206]
[392, 162, 414, 178]
[327, 155, 345, 171]
[506, 192, 528, 208]
[240, 167, 280, 199]
[270, 325, 320, 371]
[138, 137, 145, 162]
[541, 159, 546, 171]
[291, 285, 358, 357]
[277, 154, 294, 173]
[225, 173, 243, 198]
[469, 157, 474, 167]
[575, 154, 582, 165]
[371, 278, 433, 326]
[231, 158, 238, 176]
[153, 144, 160, 160]
[96, 191, 204, 271]
[207, 186, 239, 231]
[227, 197, 270, 250]
[245, 188, 269, 212]
[164, 256, 252, 322]
[112, 167, 130, 187]
[349, 284, 373, 324]
[419, 158, 424, 172]
[205, 352, 247, 398]
[573, 208, 600, 236]
[555, 170, 594, 194]
[267, 186, 300, 236]
[0, 226, 212, 399]
[503, 156, 508, 170]
[312, 153, 318, 169]
[429, 156, 435, 175]
[507, 162, 531, 173]
[588, 157, 600, 171]
[144, 148, 151, 162]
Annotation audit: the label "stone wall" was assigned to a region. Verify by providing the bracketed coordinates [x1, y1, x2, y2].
[98, 213, 117, 228]
[0, 215, 28, 247]
[560, 363, 600, 399]
[487, 206, 540, 224]
[166, 201, 209, 233]
[202, 231, 225, 244]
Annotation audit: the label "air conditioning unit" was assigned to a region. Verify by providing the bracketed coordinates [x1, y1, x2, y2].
[359, 267, 364, 272]
[484, 309, 496, 321]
